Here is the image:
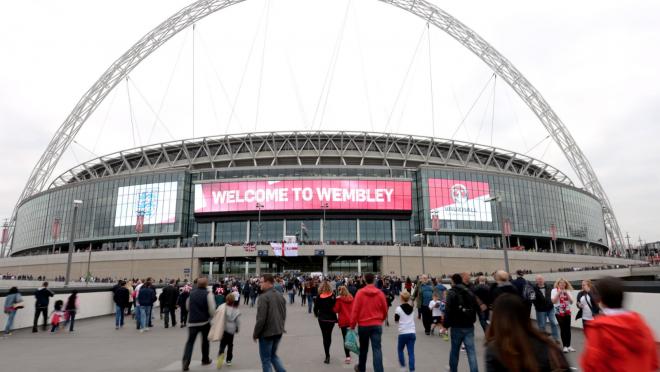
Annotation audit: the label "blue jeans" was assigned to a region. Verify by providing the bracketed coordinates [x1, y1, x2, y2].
[135, 305, 141, 328]
[536, 308, 560, 341]
[288, 293, 295, 305]
[4, 311, 17, 333]
[357, 325, 383, 372]
[478, 309, 489, 332]
[449, 327, 478, 372]
[115, 305, 125, 327]
[397, 333, 416, 371]
[140, 306, 152, 329]
[258, 335, 286, 372]
[307, 295, 314, 313]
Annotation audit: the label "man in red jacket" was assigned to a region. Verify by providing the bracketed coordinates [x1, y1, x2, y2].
[350, 273, 388, 372]
[581, 276, 658, 372]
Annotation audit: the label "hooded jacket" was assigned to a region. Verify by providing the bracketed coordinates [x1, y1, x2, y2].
[332, 295, 354, 328]
[394, 303, 416, 334]
[350, 284, 388, 329]
[581, 311, 658, 372]
[314, 292, 337, 322]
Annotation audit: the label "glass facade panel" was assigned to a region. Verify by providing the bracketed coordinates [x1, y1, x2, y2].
[359, 220, 393, 244]
[286, 219, 321, 244]
[324, 220, 357, 244]
[249, 220, 284, 243]
[215, 221, 247, 244]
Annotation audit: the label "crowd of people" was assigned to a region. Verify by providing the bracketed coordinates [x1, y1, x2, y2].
[2, 270, 658, 372]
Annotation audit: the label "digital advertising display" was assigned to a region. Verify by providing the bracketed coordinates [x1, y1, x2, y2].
[114, 182, 178, 227]
[428, 178, 492, 222]
[194, 179, 412, 213]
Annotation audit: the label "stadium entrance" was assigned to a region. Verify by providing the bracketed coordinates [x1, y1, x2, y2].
[200, 256, 380, 277]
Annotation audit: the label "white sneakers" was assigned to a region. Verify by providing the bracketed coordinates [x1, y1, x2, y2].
[567, 346, 576, 352]
[562, 347, 569, 353]
[562, 346, 576, 353]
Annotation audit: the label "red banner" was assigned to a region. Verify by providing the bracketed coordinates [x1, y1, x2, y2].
[135, 214, 145, 234]
[550, 224, 557, 241]
[51, 219, 61, 240]
[1, 227, 8, 245]
[194, 179, 412, 213]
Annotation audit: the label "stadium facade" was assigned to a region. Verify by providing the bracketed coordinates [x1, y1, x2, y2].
[5, 131, 615, 277]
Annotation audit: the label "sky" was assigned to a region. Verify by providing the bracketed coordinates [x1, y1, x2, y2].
[0, 0, 659, 245]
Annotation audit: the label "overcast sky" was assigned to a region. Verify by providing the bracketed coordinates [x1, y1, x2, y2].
[1, 0, 659, 244]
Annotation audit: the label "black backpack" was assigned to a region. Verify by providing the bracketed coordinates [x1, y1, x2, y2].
[454, 287, 477, 324]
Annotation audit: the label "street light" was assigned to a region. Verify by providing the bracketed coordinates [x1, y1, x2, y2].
[256, 203, 264, 243]
[64, 200, 83, 287]
[396, 243, 403, 277]
[190, 233, 199, 279]
[413, 233, 426, 274]
[485, 195, 510, 273]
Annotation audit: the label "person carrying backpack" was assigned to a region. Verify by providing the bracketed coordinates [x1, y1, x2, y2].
[443, 273, 479, 372]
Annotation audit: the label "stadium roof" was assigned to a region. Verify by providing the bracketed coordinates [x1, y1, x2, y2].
[51, 131, 574, 188]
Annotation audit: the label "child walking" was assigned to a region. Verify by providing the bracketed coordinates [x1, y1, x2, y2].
[217, 293, 241, 369]
[50, 300, 65, 333]
[394, 291, 416, 372]
[429, 292, 449, 340]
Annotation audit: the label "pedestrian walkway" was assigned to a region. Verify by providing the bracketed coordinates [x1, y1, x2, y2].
[0, 298, 585, 372]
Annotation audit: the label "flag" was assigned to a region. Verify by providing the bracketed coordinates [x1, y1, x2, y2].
[270, 241, 298, 257]
[243, 243, 256, 252]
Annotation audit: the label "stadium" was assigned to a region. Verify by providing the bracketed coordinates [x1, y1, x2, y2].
[0, 0, 642, 279]
[3, 131, 633, 279]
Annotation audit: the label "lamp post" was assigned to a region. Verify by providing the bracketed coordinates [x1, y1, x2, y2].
[65, 200, 83, 287]
[413, 233, 425, 274]
[224, 243, 231, 275]
[396, 243, 403, 277]
[190, 233, 199, 279]
[485, 195, 510, 273]
[256, 203, 264, 243]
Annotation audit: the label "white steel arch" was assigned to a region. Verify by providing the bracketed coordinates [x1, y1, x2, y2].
[5, 0, 624, 255]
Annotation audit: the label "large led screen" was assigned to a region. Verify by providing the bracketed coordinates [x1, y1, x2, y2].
[114, 182, 178, 227]
[428, 178, 492, 222]
[194, 179, 412, 213]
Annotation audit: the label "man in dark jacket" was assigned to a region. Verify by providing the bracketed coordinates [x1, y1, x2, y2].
[137, 280, 156, 331]
[489, 270, 518, 305]
[32, 281, 54, 332]
[253, 274, 287, 372]
[443, 274, 479, 372]
[182, 277, 215, 371]
[113, 280, 130, 329]
[533, 274, 560, 342]
[160, 279, 179, 328]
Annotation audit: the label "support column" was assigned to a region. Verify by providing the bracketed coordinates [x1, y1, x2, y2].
[245, 261, 249, 276]
[256, 256, 261, 276]
[356, 219, 360, 244]
[475, 236, 480, 249]
[392, 220, 396, 243]
[320, 219, 324, 243]
[323, 256, 328, 276]
[516, 237, 521, 248]
[534, 239, 538, 252]
[562, 241, 566, 253]
[283, 219, 287, 240]
[357, 259, 362, 275]
[211, 223, 216, 244]
[246, 221, 251, 243]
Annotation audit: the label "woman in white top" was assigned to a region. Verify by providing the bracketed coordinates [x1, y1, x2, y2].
[394, 291, 416, 372]
[551, 278, 574, 353]
[576, 279, 600, 330]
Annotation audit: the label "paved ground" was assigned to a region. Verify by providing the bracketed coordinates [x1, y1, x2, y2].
[0, 296, 585, 372]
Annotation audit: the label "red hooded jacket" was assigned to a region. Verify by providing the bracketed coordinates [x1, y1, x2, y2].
[581, 311, 658, 372]
[350, 285, 388, 329]
[333, 295, 354, 328]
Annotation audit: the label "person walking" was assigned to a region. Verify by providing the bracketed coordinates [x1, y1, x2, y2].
[551, 278, 574, 353]
[413, 275, 434, 335]
[581, 276, 658, 372]
[253, 274, 287, 372]
[394, 291, 416, 372]
[161, 279, 179, 328]
[485, 294, 569, 372]
[576, 279, 599, 330]
[50, 299, 65, 333]
[217, 293, 241, 369]
[178, 283, 191, 327]
[350, 272, 388, 372]
[113, 280, 130, 329]
[242, 281, 251, 306]
[532, 275, 560, 343]
[32, 281, 54, 332]
[314, 281, 337, 364]
[473, 276, 491, 332]
[182, 278, 215, 371]
[443, 273, 479, 372]
[333, 285, 354, 365]
[64, 290, 79, 332]
[3, 287, 23, 336]
[125, 280, 135, 317]
[137, 279, 157, 332]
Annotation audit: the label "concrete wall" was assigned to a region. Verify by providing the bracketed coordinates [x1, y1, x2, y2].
[0, 288, 161, 331]
[0, 245, 643, 279]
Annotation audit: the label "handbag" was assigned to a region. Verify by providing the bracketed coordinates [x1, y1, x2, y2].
[13, 301, 24, 309]
[344, 329, 360, 355]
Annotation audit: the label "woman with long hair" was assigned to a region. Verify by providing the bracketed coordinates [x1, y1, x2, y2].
[333, 285, 354, 364]
[576, 279, 599, 330]
[64, 290, 79, 332]
[486, 294, 570, 372]
[314, 280, 337, 364]
[3, 286, 23, 335]
[552, 278, 574, 353]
